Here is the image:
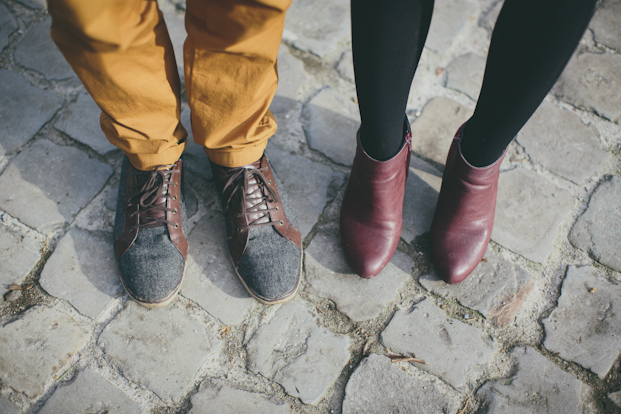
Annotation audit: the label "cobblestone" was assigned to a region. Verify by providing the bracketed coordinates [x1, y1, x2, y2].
[188, 383, 288, 414]
[610, 390, 621, 408]
[542, 265, 621, 378]
[516, 102, 608, 184]
[180, 212, 255, 326]
[0, 139, 113, 233]
[283, 0, 350, 58]
[305, 233, 412, 322]
[0, 220, 41, 297]
[39, 227, 122, 319]
[268, 146, 344, 238]
[420, 250, 534, 326]
[342, 354, 458, 414]
[445, 53, 486, 100]
[402, 155, 442, 242]
[98, 301, 222, 401]
[381, 298, 499, 390]
[0, 5, 17, 52]
[0, 70, 63, 161]
[553, 52, 621, 122]
[493, 167, 574, 263]
[425, 0, 478, 54]
[38, 367, 142, 414]
[476, 347, 592, 413]
[410, 97, 473, 167]
[569, 175, 621, 272]
[302, 88, 359, 166]
[14, 16, 74, 81]
[54, 92, 116, 155]
[590, 0, 621, 52]
[0, 306, 89, 398]
[246, 300, 351, 405]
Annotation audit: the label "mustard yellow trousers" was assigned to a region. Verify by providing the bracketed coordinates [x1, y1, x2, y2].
[48, 0, 290, 170]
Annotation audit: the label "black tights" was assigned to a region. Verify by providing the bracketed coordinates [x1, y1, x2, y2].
[352, 0, 597, 166]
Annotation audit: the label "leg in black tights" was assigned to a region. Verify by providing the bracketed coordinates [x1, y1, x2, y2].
[351, 0, 434, 161]
[352, 0, 597, 165]
[462, 0, 597, 167]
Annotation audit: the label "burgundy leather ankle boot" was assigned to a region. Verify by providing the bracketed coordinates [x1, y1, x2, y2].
[340, 121, 412, 278]
[430, 123, 506, 284]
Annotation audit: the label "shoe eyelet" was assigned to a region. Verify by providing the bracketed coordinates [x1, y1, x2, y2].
[238, 227, 243, 232]
[174, 182, 178, 187]
[173, 209, 177, 214]
[279, 220, 284, 226]
[268, 180, 272, 185]
[174, 224, 179, 229]
[172, 195, 177, 200]
[275, 206, 279, 211]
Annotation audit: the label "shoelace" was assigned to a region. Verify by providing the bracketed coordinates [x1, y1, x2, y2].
[221, 166, 281, 232]
[127, 165, 179, 230]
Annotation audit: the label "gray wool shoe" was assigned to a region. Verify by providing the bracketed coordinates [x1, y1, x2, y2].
[210, 154, 302, 305]
[114, 157, 188, 308]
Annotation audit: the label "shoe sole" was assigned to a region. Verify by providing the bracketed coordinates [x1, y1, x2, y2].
[119, 263, 186, 309]
[229, 247, 303, 305]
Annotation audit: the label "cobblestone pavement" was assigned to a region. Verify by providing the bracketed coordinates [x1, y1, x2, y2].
[1, 0, 620, 413]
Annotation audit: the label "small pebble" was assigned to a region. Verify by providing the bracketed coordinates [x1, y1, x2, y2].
[464, 314, 470, 319]
[4, 290, 21, 302]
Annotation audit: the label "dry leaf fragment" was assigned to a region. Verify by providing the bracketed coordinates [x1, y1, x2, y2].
[588, 287, 597, 293]
[7, 284, 21, 291]
[219, 325, 230, 336]
[387, 353, 429, 365]
[295, 385, 300, 393]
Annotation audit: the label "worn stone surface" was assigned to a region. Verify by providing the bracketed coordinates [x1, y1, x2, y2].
[342, 354, 458, 414]
[553, 52, 621, 122]
[189, 383, 288, 414]
[247, 300, 351, 405]
[410, 97, 473, 167]
[0, 396, 19, 414]
[477, 347, 591, 413]
[99, 301, 222, 401]
[16, 0, 46, 9]
[0, 220, 41, 297]
[268, 146, 344, 237]
[39, 227, 122, 319]
[0, 5, 17, 51]
[0, 70, 63, 159]
[273, 46, 309, 108]
[590, 0, 621, 51]
[283, 0, 350, 58]
[479, 0, 502, 33]
[336, 49, 354, 83]
[0, 139, 113, 232]
[420, 251, 534, 326]
[55, 91, 116, 155]
[445, 53, 486, 100]
[516, 102, 607, 184]
[542, 265, 621, 378]
[14, 16, 74, 80]
[610, 390, 621, 408]
[492, 168, 573, 264]
[569, 175, 621, 272]
[180, 212, 255, 326]
[302, 88, 359, 166]
[305, 233, 412, 322]
[402, 155, 442, 241]
[425, 0, 478, 54]
[381, 298, 498, 389]
[180, 107, 213, 180]
[39, 367, 142, 414]
[0, 306, 89, 398]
